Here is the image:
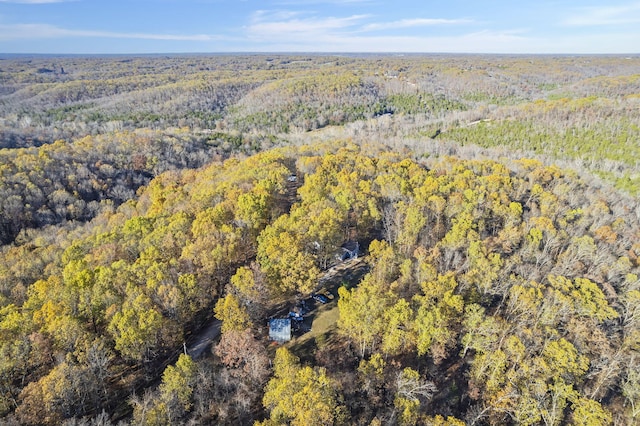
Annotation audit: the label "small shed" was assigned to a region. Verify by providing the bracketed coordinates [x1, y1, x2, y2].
[269, 318, 292, 343]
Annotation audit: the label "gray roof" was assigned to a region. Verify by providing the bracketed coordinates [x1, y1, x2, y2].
[269, 318, 292, 343]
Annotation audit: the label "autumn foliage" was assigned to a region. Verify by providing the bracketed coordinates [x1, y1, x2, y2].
[1, 54, 640, 424]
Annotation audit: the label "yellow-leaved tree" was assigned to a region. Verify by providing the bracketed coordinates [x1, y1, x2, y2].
[257, 347, 346, 426]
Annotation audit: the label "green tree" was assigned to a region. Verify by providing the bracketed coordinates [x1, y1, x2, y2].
[260, 347, 344, 426]
[414, 273, 464, 361]
[214, 293, 251, 334]
[257, 221, 320, 294]
[381, 298, 415, 355]
[107, 293, 168, 361]
[571, 397, 612, 426]
[159, 354, 198, 414]
[358, 352, 386, 394]
[337, 274, 389, 357]
[230, 266, 260, 302]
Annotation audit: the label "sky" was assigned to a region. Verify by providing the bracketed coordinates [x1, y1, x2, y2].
[0, 0, 639, 54]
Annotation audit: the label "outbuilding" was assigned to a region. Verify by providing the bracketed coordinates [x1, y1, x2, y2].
[339, 241, 360, 261]
[268, 318, 292, 343]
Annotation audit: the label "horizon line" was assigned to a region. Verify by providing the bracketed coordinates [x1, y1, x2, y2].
[2, 51, 639, 57]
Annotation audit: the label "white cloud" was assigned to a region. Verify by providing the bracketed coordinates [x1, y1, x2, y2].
[245, 10, 478, 49]
[241, 7, 640, 54]
[362, 18, 473, 31]
[247, 10, 368, 41]
[0, 23, 225, 41]
[562, 2, 640, 26]
[236, 25, 640, 54]
[278, 31, 531, 53]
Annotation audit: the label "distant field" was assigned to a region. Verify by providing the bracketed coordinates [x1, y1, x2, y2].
[2, 56, 640, 198]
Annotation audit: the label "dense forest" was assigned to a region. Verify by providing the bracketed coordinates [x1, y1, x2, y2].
[1, 54, 640, 425]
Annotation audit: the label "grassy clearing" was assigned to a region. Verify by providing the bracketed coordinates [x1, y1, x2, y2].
[285, 258, 369, 361]
[286, 301, 340, 362]
[300, 303, 340, 343]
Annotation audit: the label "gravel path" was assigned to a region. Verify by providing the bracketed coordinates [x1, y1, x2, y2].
[187, 320, 221, 359]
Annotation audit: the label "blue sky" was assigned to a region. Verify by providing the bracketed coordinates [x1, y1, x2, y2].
[1, 0, 639, 54]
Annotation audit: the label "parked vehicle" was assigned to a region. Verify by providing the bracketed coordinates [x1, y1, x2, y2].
[313, 293, 329, 304]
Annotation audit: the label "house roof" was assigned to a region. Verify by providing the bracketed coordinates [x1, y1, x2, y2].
[341, 240, 359, 253]
[269, 318, 292, 343]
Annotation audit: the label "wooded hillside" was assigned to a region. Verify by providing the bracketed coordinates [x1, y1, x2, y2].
[1, 54, 640, 425]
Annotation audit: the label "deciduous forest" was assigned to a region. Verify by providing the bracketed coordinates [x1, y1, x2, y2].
[1, 54, 640, 425]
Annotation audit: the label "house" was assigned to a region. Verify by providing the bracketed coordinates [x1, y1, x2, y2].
[339, 241, 360, 261]
[268, 318, 292, 343]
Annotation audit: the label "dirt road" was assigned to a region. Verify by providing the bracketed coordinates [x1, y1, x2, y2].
[187, 319, 221, 359]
